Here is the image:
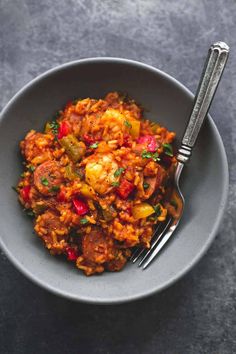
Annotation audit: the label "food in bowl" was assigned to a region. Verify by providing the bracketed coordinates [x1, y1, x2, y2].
[16, 92, 176, 275]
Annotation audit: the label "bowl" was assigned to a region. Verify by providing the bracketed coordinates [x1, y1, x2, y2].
[0, 58, 228, 304]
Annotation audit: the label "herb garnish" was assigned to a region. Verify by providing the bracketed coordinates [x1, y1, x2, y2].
[111, 181, 120, 187]
[26, 210, 34, 217]
[12, 186, 18, 193]
[152, 152, 161, 162]
[49, 120, 59, 135]
[163, 143, 173, 157]
[90, 142, 99, 149]
[119, 92, 129, 102]
[141, 150, 152, 159]
[49, 186, 60, 193]
[41, 177, 49, 186]
[170, 200, 178, 209]
[142, 150, 160, 162]
[153, 203, 161, 217]
[114, 167, 125, 177]
[80, 218, 89, 225]
[143, 182, 150, 190]
[23, 208, 34, 217]
[148, 216, 156, 221]
[28, 165, 35, 172]
[124, 120, 132, 128]
[53, 111, 61, 119]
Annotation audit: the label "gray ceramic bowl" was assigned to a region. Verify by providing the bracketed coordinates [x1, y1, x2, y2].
[0, 58, 228, 304]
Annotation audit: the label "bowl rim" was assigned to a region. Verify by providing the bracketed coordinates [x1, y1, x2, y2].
[0, 57, 229, 304]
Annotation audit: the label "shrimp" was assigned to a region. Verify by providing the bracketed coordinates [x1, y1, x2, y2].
[85, 153, 119, 194]
[100, 108, 126, 141]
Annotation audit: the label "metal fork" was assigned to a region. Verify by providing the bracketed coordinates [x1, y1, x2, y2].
[131, 41, 229, 269]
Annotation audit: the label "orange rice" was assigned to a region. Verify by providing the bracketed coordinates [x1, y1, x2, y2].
[17, 92, 176, 275]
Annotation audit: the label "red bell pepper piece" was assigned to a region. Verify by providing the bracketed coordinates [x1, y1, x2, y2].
[73, 198, 89, 215]
[21, 185, 31, 202]
[57, 190, 66, 202]
[83, 134, 96, 145]
[137, 135, 158, 152]
[116, 179, 134, 199]
[66, 247, 78, 261]
[57, 121, 70, 139]
[123, 134, 132, 147]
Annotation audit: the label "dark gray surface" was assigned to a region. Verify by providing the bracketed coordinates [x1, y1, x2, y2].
[0, 0, 235, 353]
[0, 58, 228, 304]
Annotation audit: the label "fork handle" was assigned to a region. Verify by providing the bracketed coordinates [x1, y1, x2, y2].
[177, 41, 229, 163]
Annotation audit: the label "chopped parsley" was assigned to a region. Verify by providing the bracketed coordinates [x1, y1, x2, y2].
[90, 142, 99, 149]
[142, 150, 152, 159]
[124, 120, 132, 128]
[73, 98, 83, 105]
[148, 216, 157, 221]
[12, 186, 18, 193]
[41, 177, 49, 186]
[143, 182, 150, 190]
[163, 143, 173, 157]
[142, 150, 160, 162]
[170, 199, 178, 209]
[53, 111, 61, 119]
[111, 181, 120, 187]
[114, 167, 125, 177]
[23, 208, 34, 217]
[119, 92, 129, 102]
[152, 152, 161, 162]
[26, 210, 34, 217]
[49, 120, 59, 135]
[49, 185, 60, 193]
[80, 218, 89, 225]
[28, 165, 35, 172]
[153, 203, 161, 217]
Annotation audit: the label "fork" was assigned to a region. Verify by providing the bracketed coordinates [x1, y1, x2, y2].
[131, 41, 230, 269]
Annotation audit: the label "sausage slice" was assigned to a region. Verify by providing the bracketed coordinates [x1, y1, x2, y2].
[82, 228, 114, 264]
[34, 211, 69, 253]
[34, 160, 64, 196]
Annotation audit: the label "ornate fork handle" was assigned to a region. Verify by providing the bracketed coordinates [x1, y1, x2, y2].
[131, 42, 229, 269]
[177, 42, 229, 164]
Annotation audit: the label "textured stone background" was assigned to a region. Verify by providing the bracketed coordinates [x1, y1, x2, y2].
[0, 1, 236, 353]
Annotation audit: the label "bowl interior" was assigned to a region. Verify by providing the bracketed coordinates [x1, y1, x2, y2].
[0, 59, 228, 303]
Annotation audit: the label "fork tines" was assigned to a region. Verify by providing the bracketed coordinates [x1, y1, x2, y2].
[130, 216, 173, 269]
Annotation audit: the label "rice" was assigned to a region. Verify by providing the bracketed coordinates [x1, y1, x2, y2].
[17, 92, 176, 275]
